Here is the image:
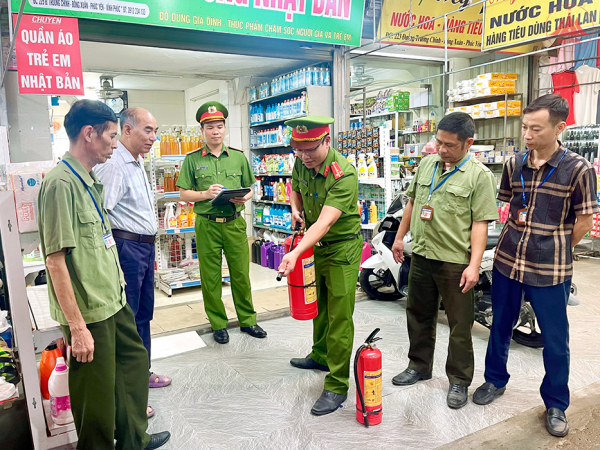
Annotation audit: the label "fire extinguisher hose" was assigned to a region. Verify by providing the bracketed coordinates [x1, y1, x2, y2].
[355, 328, 382, 428]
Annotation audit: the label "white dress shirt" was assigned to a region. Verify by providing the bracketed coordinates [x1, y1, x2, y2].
[95, 141, 158, 236]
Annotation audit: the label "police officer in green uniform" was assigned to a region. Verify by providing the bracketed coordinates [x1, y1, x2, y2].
[278, 116, 362, 416]
[177, 101, 267, 344]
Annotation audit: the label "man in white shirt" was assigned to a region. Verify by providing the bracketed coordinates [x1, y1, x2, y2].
[95, 108, 171, 419]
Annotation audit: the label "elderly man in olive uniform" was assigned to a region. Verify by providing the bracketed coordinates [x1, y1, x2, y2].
[390, 112, 499, 409]
[278, 116, 362, 416]
[177, 101, 266, 344]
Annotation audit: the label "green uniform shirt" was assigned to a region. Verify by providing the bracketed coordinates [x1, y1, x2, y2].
[292, 148, 361, 241]
[176, 144, 256, 217]
[406, 153, 499, 265]
[38, 152, 127, 326]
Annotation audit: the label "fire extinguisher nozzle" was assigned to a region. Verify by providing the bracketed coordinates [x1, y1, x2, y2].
[276, 272, 283, 282]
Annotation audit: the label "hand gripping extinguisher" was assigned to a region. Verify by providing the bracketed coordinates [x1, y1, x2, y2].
[355, 328, 382, 427]
[276, 223, 318, 320]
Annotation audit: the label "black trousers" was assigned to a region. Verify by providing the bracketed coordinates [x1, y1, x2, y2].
[406, 253, 475, 386]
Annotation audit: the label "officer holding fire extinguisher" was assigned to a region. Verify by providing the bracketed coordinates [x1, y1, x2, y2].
[278, 116, 362, 416]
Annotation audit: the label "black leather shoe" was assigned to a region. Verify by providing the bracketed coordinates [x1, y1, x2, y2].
[473, 382, 506, 405]
[213, 328, 229, 344]
[240, 324, 267, 338]
[447, 384, 468, 409]
[290, 355, 329, 372]
[391, 368, 432, 386]
[310, 390, 347, 416]
[145, 431, 171, 449]
[546, 408, 569, 437]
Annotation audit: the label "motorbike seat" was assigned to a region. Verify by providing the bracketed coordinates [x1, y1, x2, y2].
[486, 228, 502, 250]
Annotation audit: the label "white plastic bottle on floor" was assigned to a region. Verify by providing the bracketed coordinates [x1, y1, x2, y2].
[48, 357, 74, 425]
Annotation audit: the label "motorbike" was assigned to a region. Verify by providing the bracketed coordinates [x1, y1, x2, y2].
[360, 192, 579, 349]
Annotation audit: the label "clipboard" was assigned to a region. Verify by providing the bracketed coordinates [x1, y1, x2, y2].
[209, 188, 251, 206]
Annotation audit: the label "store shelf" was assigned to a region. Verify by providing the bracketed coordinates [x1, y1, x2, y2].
[43, 399, 76, 437]
[156, 191, 180, 200]
[157, 276, 230, 296]
[253, 199, 290, 206]
[252, 143, 291, 150]
[358, 178, 386, 189]
[158, 227, 195, 235]
[254, 172, 293, 177]
[473, 137, 516, 141]
[450, 93, 523, 105]
[158, 155, 187, 162]
[23, 260, 45, 277]
[250, 113, 307, 128]
[249, 86, 307, 104]
[253, 224, 294, 234]
[401, 130, 436, 135]
[350, 110, 410, 121]
[361, 223, 377, 230]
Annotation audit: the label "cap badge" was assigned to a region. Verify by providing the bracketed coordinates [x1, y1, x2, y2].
[208, 106, 217, 114]
[296, 125, 309, 134]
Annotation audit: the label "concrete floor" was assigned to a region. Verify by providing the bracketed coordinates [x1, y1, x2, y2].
[141, 259, 600, 450]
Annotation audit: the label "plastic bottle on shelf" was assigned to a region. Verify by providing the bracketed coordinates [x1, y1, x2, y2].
[300, 92, 307, 114]
[40, 341, 63, 400]
[369, 201, 377, 224]
[357, 153, 368, 180]
[367, 153, 377, 179]
[277, 178, 286, 202]
[263, 204, 271, 226]
[347, 153, 357, 169]
[177, 202, 188, 228]
[48, 357, 73, 426]
[284, 206, 292, 230]
[187, 202, 196, 227]
[324, 67, 331, 86]
[164, 168, 173, 192]
[164, 203, 177, 230]
[360, 200, 368, 224]
[174, 165, 180, 191]
[285, 178, 292, 202]
[287, 152, 295, 172]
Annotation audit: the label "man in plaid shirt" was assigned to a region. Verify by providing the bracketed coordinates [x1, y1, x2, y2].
[473, 94, 598, 437]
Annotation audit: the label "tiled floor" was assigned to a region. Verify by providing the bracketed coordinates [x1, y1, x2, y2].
[143, 259, 600, 450]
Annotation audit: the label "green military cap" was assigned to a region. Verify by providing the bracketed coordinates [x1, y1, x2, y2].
[196, 101, 229, 124]
[285, 116, 334, 150]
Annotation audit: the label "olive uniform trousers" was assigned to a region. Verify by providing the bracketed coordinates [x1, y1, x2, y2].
[310, 237, 362, 395]
[195, 214, 257, 330]
[61, 305, 150, 450]
[406, 253, 475, 386]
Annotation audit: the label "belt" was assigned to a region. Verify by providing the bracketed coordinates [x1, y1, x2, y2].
[199, 211, 240, 223]
[315, 233, 360, 247]
[112, 229, 156, 244]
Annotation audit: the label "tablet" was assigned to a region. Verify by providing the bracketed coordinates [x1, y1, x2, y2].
[210, 188, 251, 206]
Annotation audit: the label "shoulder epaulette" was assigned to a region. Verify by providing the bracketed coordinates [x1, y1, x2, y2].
[187, 147, 202, 154]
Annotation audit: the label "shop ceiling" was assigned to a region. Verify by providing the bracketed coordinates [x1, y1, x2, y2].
[79, 41, 307, 91]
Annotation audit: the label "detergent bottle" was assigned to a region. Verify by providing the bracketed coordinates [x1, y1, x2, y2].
[369, 201, 378, 224]
[176, 202, 188, 228]
[48, 357, 74, 425]
[285, 178, 292, 203]
[164, 203, 177, 230]
[187, 202, 196, 227]
[347, 153, 357, 169]
[277, 178, 286, 202]
[40, 341, 63, 400]
[263, 205, 271, 227]
[367, 153, 377, 179]
[357, 154, 368, 180]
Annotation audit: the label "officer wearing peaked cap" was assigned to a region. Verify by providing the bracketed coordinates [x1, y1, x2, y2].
[177, 101, 267, 344]
[278, 116, 362, 416]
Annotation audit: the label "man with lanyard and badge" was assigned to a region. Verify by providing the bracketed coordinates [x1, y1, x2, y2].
[177, 101, 267, 344]
[38, 100, 170, 449]
[278, 116, 362, 416]
[473, 95, 598, 437]
[390, 112, 499, 409]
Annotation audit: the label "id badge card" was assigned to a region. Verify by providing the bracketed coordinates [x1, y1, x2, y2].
[517, 208, 527, 225]
[420, 205, 434, 221]
[103, 232, 116, 249]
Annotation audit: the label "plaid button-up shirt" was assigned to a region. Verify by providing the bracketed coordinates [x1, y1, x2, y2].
[494, 144, 598, 287]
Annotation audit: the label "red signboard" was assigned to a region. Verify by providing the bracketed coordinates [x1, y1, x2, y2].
[14, 14, 83, 95]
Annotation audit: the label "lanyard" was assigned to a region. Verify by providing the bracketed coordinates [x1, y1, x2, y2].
[519, 149, 567, 208]
[427, 155, 471, 202]
[62, 160, 108, 233]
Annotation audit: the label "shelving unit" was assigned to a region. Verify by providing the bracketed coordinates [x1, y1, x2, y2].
[250, 83, 333, 239]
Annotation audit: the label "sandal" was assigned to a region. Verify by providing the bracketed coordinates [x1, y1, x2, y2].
[149, 372, 172, 388]
[147, 405, 155, 419]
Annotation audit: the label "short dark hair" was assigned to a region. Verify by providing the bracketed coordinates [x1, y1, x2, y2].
[523, 94, 569, 125]
[64, 100, 118, 142]
[438, 112, 476, 142]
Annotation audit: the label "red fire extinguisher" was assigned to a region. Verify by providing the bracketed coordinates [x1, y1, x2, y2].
[276, 225, 318, 320]
[355, 328, 382, 427]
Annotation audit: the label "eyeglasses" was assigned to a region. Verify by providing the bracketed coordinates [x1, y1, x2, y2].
[293, 137, 325, 155]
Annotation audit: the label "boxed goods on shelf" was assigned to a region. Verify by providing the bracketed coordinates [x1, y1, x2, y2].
[447, 73, 519, 102]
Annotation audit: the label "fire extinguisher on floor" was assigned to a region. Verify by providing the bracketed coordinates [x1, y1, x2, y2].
[355, 328, 382, 427]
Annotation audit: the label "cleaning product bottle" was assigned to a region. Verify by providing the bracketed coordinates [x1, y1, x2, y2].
[277, 178, 285, 202]
[284, 206, 292, 230]
[285, 178, 292, 203]
[175, 202, 183, 227]
[40, 341, 63, 400]
[347, 153, 357, 169]
[357, 153, 368, 180]
[187, 202, 196, 227]
[177, 202, 188, 228]
[164, 203, 177, 230]
[360, 200, 368, 224]
[367, 153, 377, 179]
[263, 204, 271, 227]
[255, 203, 264, 225]
[369, 201, 377, 224]
[48, 357, 74, 425]
[287, 152, 295, 173]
